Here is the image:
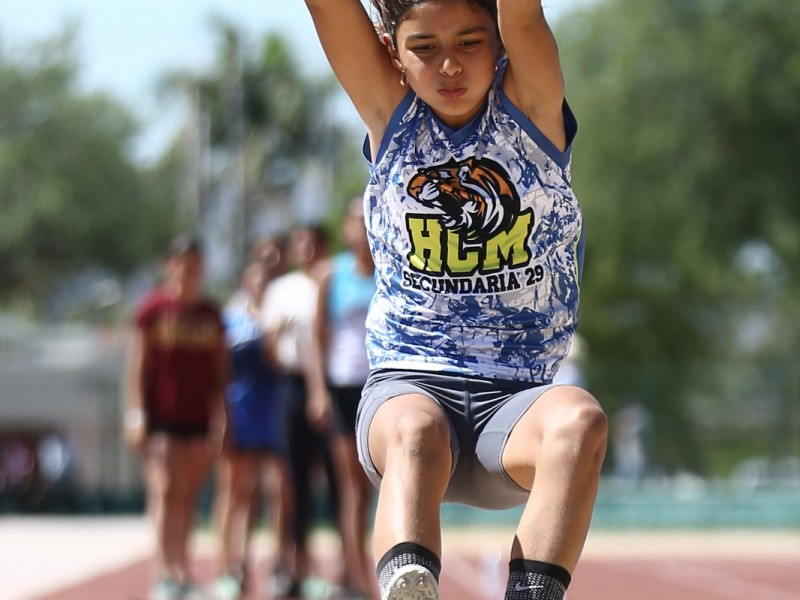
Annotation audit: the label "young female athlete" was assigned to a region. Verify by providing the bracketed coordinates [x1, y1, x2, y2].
[211, 241, 291, 600]
[304, 2, 608, 600]
[124, 236, 228, 600]
[306, 198, 378, 599]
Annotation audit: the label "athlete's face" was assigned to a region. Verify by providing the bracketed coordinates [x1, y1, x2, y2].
[393, 0, 502, 129]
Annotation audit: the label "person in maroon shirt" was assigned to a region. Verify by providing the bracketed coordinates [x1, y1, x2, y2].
[124, 235, 228, 600]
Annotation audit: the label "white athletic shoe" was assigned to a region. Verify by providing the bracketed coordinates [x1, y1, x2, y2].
[381, 565, 439, 600]
[150, 578, 182, 600]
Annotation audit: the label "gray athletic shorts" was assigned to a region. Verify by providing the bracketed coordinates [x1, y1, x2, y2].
[356, 369, 559, 510]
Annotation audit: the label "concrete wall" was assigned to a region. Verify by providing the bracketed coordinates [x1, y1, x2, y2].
[0, 318, 141, 495]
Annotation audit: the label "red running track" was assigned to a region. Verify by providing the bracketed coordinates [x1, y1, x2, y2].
[29, 554, 800, 600]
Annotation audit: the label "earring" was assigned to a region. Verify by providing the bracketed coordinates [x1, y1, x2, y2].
[400, 69, 408, 87]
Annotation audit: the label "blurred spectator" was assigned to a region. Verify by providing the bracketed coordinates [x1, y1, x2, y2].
[0, 438, 35, 504]
[35, 433, 78, 510]
[123, 235, 228, 600]
[0, 430, 79, 512]
[37, 434, 72, 483]
[306, 198, 377, 600]
[210, 238, 293, 600]
[259, 225, 339, 598]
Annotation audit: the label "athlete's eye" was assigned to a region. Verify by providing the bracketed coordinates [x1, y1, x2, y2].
[459, 39, 482, 48]
[410, 44, 436, 54]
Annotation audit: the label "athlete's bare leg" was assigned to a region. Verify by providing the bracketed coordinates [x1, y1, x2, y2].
[146, 435, 211, 582]
[367, 393, 452, 561]
[331, 434, 377, 598]
[263, 457, 294, 577]
[502, 386, 607, 572]
[214, 451, 259, 575]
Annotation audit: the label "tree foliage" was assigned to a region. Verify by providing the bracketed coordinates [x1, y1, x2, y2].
[558, 0, 800, 472]
[158, 17, 368, 269]
[0, 29, 178, 310]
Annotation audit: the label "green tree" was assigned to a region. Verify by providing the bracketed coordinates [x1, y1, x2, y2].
[558, 0, 800, 473]
[158, 17, 367, 272]
[0, 29, 178, 312]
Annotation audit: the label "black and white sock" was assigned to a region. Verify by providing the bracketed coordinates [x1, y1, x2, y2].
[504, 559, 571, 600]
[376, 542, 441, 597]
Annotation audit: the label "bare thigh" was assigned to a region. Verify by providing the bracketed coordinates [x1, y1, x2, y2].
[147, 434, 212, 498]
[502, 385, 605, 489]
[366, 393, 451, 478]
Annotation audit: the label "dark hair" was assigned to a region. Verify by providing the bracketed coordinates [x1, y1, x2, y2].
[165, 234, 203, 259]
[294, 223, 330, 247]
[371, 0, 498, 44]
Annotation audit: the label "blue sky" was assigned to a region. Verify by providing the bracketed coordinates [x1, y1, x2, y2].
[1, 1, 591, 162]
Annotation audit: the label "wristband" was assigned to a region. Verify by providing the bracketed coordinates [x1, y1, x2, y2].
[124, 408, 146, 429]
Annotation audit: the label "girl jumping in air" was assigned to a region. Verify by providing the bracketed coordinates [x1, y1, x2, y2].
[303, 2, 608, 599]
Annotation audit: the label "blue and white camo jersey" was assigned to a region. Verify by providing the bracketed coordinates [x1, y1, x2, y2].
[363, 60, 583, 384]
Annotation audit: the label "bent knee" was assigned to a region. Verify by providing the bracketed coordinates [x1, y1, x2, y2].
[369, 404, 452, 476]
[550, 389, 608, 454]
[389, 410, 450, 457]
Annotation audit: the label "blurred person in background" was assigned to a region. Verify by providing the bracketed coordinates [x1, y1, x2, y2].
[306, 198, 378, 600]
[35, 432, 78, 511]
[124, 235, 228, 600]
[0, 437, 35, 509]
[259, 224, 341, 598]
[210, 237, 293, 600]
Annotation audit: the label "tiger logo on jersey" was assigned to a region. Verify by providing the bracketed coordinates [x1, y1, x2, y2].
[408, 157, 520, 242]
[403, 157, 535, 287]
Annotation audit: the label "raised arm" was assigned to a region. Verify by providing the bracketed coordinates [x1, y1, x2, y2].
[498, 0, 568, 150]
[305, 0, 407, 153]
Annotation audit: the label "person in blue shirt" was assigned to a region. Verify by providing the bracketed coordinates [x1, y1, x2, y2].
[211, 239, 292, 600]
[307, 198, 378, 599]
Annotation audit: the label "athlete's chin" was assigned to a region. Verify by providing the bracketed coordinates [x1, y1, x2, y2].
[431, 103, 482, 129]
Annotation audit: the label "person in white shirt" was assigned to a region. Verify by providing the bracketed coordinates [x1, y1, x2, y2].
[260, 225, 339, 598]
